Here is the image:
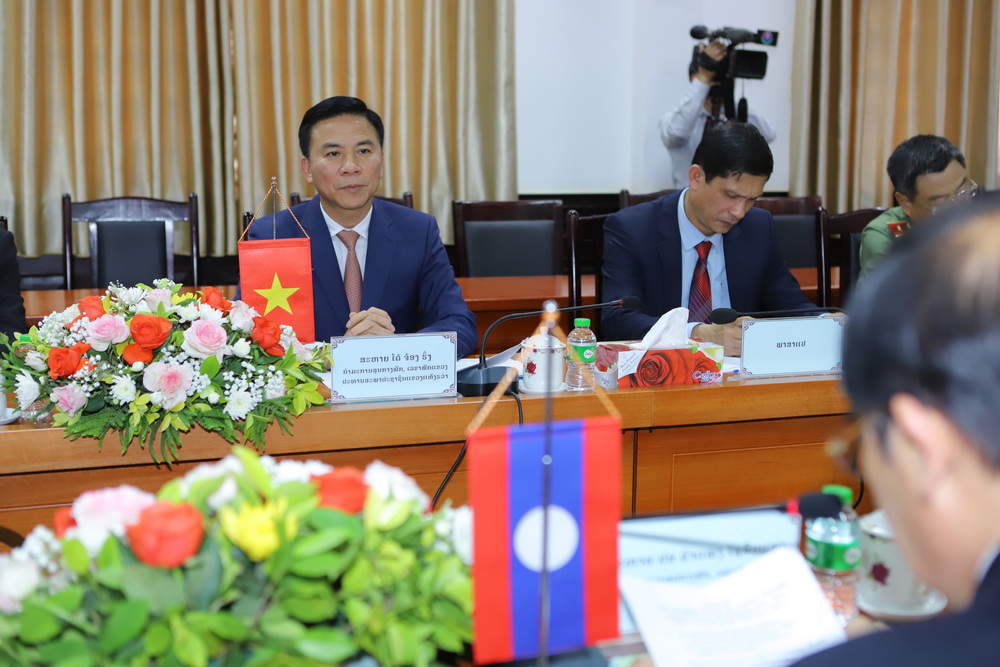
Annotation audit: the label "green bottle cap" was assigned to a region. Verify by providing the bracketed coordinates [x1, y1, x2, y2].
[822, 484, 853, 507]
[574, 318, 591, 327]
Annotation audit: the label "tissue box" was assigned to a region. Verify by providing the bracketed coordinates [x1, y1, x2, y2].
[594, 339, 724, 389]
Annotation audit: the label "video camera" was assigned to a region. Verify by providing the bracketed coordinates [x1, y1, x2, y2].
[688, 25, 779, 122]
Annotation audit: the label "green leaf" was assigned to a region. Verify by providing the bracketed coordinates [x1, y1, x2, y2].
[168, 615, 209, 667]
[259, 606, 305, 642]
[37, 638, 91, 665]
[292, 526, 353, 559]
[18, 604, 62, 644]
[288, 552, 345, 579]
[293, 627, 357, 663]
[199, 355, 221, 379]
[122, 564, 185, 615]
[99, 598, 149, 653]
[61, 539, 90, 576]
[185, 611, 248, 641]
[184, 537, 223, 611]
[143, 620, 172, 657]
[94, 536, 124, 590]
[386, 620, 418, 666]
[229, 445, 273, 497]
[281, 593, 338, 624]
[44, 586, 85, 613]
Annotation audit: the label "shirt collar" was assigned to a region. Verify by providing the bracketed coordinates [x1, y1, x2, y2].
[320, 202, 373, 240]
[678, 187, 722, 251]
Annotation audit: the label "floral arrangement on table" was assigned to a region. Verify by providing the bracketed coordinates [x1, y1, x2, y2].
[0, 447, 474, 666]
[0, 281, 328, 463]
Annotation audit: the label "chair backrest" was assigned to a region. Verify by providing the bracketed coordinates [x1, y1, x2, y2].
[567, 209, 609, 337]
[754, 196, 823, 270]
[451, 199, 563, 277]
[619, 188, 677, 210]
[288, 192, 415, 209]
[62, 193, 199, 289]
[0, 216, 7, 231]
[816, 206, 886, 308]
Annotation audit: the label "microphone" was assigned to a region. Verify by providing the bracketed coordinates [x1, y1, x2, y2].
[690, 25, 710, 39]
[710, 306, 846, 325]
[457, 296, 642, 397]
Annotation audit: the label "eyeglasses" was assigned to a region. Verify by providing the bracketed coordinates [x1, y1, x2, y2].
[826, 418, 862, 474]
[913, 179, 982, 215]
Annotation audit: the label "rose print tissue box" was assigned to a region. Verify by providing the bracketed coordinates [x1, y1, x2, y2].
[594, 308, 724, 389]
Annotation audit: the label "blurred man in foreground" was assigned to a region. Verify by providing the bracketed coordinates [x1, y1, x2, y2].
[795, 193, 1000, 665]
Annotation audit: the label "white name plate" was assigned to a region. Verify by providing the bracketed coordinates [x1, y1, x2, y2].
[740, 316, 846, 378]
[327, 332, 458, 402]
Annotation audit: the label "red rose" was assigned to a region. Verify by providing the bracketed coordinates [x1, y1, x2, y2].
[251, 316, 285, 356]
[595, 343, 631, 372]
[53, 506, 76, 537]
[47, 342, 92, 379]
[122, 343, 153, 365]
[689, 350, 721, 383]
[312, 468, 369, 514]
[201, 286, 233, 313]
[624, 349, 695, 388]
[129, 313, 172, 349]
[78, 295, 105, 320]
[525, 360, 537, 375]
[126, 501, 205, 569]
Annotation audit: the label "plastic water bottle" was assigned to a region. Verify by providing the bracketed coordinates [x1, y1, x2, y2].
[565, 318, 597, 391]
[805, 484, 861, 625]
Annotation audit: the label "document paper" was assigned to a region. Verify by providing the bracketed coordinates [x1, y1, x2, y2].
[620, 547, 846, 666]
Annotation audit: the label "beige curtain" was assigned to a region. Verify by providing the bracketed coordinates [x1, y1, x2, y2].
[790, 0, 1000, 213]
[0, 0, 516, 257]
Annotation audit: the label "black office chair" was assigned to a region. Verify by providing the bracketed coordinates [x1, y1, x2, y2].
[816, 207, 886, 308]
[451, 200, 563, 277]
[754, 196, 823, 270]
[62, 194, 199, 289]
[567, 209, 609, 337]
[619, 188, 677, 209]
[289, 191, 415, 208]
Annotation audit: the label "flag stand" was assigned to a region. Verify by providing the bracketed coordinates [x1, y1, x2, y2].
[467, 301, 620, 667]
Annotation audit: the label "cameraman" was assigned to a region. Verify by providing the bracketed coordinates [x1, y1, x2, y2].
[659, 39, 777, 189]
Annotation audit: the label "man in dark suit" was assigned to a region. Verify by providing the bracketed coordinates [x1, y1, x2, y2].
[794, 193, 1000, 666]
[0, 228, 27, 340]
[602, 123, 812, 355]
[247, 96, 477, 358]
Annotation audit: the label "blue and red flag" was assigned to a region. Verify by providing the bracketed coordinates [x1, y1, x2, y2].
[469, 416, 621, 664]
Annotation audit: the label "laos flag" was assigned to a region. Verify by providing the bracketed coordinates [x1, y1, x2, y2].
[469, 416, 621, 664]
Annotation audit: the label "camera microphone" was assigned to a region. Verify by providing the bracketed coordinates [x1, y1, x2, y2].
[690, 25, 710, 40]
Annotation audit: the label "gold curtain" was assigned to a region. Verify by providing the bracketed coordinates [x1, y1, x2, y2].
[790, 0, 1000, 212]
[0, 0, 516, 257]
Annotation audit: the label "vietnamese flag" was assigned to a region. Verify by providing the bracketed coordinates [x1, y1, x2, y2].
[469, 416, 621, 664]
[238, 238, 315, 342]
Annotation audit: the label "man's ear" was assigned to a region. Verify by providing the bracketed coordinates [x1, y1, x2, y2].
[300, 156, 313, 183]
[895, 191, 915, 219]
[888, 394, 964, 495]
[688, 164, 706, 190]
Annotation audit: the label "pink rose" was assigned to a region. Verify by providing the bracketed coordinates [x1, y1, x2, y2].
[143, 288, 174, 313]
[51, 385, 88, 417]
[87, 314, 130, 351]
[181, 320, 229, 359]
[67, 484, 157, 556]
[228, 301, 258, 334]
[143, 361, 195, 409]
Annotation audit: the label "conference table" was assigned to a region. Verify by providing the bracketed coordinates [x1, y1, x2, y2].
[19, 268, 828, 354]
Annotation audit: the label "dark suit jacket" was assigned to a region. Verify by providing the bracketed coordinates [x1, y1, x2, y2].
[0, 229, 27, 340]
[246, 196, 477, 358]
[601, 191, 814, 341]
[793, 555, 1000, 666]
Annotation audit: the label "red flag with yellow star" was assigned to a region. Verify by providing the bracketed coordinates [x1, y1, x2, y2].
[238, 238, 315, 342]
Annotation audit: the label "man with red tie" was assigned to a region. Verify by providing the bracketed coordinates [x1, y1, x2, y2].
[602, 123, 812, 356]
[245, 96, 477, 358]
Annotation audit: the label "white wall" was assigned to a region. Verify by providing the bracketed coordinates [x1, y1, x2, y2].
[515, 0, 797, 195]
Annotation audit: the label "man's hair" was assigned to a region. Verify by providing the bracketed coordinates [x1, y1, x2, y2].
[691, 122, 773, 182]
[844, 191, 1000, 466]
[298, 96, 385, 158]
[886, 135, 966, 200]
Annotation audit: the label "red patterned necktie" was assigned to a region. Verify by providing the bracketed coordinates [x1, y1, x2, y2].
[338, 230, 363, 312]
[688, 240, 713, 324]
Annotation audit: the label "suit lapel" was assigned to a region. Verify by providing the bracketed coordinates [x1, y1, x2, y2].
[362, 199, 396, 309]
[722, 223, 748, 310]
[658, 194, 683, 308]
[304, 197, 351, 326]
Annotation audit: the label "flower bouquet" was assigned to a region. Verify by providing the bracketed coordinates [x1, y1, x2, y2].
[0, 446, 473, 666]
[0, 281, 328, 463]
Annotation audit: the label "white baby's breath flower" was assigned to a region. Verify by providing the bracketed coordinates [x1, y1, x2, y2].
[365, 460, 430, 509]
[259, 455, 332, 485]
[109, 375, 137, 404]
[435, 504, 474, 565]
[0, 555, 41, 613]
[230, 338, 252, 358]
[14, 372, 40, 410]
[176, 305, 201, 322]
[115, 286, 147, 308]
[131, 361, 145, 372]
